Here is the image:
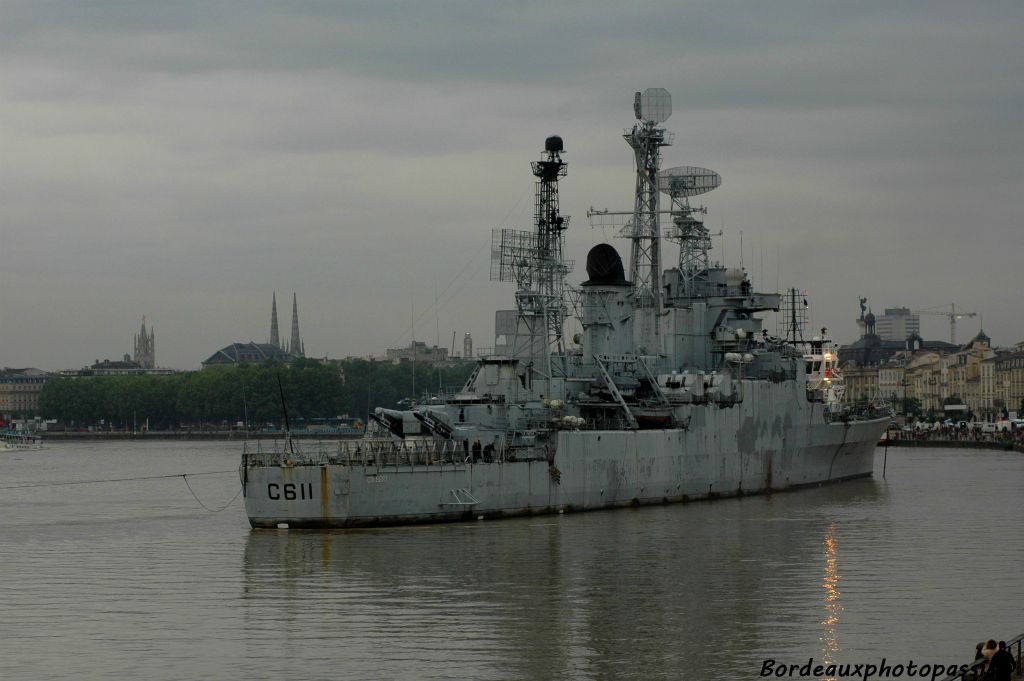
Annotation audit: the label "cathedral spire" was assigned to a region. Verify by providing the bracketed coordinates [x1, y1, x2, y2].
[133, 315, 155, 369]
[269, 292, 281, 348]
[290, 293, 304, 357]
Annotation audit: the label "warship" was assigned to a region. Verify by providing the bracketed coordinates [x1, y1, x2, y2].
[241, 88, 889, 529]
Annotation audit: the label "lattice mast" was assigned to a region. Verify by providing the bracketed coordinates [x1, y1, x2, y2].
[532, 136, 571, 357]
[625, 89, 673, 353]
[490, 136, 572, 379]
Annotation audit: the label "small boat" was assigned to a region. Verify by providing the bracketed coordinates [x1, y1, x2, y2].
[1, 431, 46, 451]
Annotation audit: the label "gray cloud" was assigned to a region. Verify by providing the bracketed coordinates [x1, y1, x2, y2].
[1, 0, 1022, 369]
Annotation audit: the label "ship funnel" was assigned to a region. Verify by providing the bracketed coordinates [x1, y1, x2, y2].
[583, 243, 629, 286]
[580, 244, 634, 358]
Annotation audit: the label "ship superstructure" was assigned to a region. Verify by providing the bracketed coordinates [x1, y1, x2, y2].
[241, 89, 888, 528]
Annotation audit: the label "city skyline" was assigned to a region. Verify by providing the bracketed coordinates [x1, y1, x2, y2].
[3, 294, 1012, 374]
[1, 1, 1022, 370]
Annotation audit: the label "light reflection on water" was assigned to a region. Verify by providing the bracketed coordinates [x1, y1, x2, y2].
[0, 441, 1021, 680]
[821, 520, 842, 679]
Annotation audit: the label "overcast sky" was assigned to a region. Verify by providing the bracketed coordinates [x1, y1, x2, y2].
[2, 1, 1022, 370]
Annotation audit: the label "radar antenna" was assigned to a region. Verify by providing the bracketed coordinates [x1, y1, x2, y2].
[658, 165, 721, 297]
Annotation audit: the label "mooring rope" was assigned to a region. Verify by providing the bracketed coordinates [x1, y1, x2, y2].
[0, 469, 236, 490]
[181, 474, 244, 513]
[0, 469, 244, 513]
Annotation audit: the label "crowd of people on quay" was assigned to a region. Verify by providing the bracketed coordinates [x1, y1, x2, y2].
[886, 421, 1024, 446]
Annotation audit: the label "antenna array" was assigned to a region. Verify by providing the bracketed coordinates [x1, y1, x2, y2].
[489, 137, 574, 376]
[779, 288, 809, 344]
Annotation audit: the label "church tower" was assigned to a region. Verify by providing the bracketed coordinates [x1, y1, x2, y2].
[289, 293, 305, 357]
[269, 292, 281, 349]
[133, 316, 155, 369]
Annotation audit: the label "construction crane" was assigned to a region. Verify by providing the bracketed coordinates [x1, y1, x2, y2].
[912, 304, 977, 345]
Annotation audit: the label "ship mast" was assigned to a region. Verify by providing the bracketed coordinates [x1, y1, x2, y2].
[532, 136, 571, 366]
[625, 88, 673, 354]
[490, 136, 572, 384]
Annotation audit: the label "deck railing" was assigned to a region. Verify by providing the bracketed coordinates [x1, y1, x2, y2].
[242, 437, 549, 468]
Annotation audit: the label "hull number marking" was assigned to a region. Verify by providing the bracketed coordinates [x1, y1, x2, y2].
[268, 482, 314, 500]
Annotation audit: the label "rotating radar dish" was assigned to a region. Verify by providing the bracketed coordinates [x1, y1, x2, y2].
[635, 88, 672, 124]
[657, 166, 722, 198]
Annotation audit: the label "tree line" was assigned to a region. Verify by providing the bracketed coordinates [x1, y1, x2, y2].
[37, 359, 476, 430]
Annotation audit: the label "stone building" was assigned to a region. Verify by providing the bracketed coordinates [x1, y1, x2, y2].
[385, 341, 449, 365]
[946, 330, 994, 417]
[0, 368, 51, 418]
[839, 304, 955, 412]
[877, 353, 910, 406]
[840, 311, 956, 367]
[981, 354, 999, 420]
[845, 330, 1024, 420]
[995, 342, 1024, 416]
[843, 363, 879, 405]
[904, 352, 945, 414]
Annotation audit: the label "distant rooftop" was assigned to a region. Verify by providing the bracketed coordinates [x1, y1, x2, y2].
[839, 335, 959, 367]
[201, 342, 298, 368]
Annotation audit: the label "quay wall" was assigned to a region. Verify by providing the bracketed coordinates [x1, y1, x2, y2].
[40, 430, 361, 441]
[886, 438, 1024, 454]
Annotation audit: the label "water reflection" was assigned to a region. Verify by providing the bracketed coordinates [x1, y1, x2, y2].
[240, 480, 882, 680]
[6, 443, 1024, 680]
[821, 520, 842, 679]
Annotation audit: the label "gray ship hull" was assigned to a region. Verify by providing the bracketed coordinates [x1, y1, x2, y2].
[242, 397, 887, 529]
[241, 95, 891, 530]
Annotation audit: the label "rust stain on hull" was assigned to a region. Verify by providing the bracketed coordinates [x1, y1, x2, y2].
[320, 466, 330, 520]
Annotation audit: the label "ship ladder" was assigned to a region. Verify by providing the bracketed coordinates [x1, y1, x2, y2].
[638, 358, 671, 405]
[636, 355, 676, 427]
[595, 355, 640, 430]
[499, 425, 516, 461]
[440, 488, 481, 507]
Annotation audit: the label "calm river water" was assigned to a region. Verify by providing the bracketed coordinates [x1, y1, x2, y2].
[0, 441, 1020, 680]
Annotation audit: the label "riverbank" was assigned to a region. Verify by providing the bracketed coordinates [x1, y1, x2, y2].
[38, 430, 361, 441]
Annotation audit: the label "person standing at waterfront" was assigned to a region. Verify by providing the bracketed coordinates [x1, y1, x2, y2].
[991, 641, 1016, 681]
[980, 640, 998, 680]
